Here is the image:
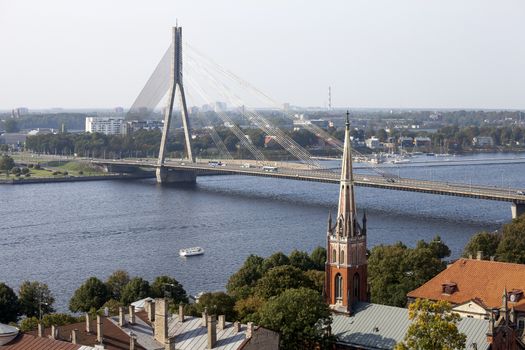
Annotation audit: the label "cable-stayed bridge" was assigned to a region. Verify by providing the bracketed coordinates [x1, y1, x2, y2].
[115, 26, 525, 218]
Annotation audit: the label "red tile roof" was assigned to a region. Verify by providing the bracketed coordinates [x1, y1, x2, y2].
[407, 258, 525, 312]
[1, 333, 82, 349]
[27, 317, 145, 350]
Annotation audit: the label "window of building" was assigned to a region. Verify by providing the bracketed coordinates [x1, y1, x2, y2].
[340, 250, 345, 264]
[353, 273, 360, 299]
[335, 274, 343, 301]
[332, 249, 337, 263]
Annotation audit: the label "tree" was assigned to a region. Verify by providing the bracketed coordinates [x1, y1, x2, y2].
[463, 231, 500, 259]
[234, 295, 265, 322]
[226, 255, 264, 299]
[0, 282, 19, 323]
[304, 270, 325, 293]
[496, 214, 525, 263]
[4, 119, 20, 133]
[262, 252, 290, 272]
[106, 270, 130, 301]
[120, 277, 150, 305]
[255, 265, 314, 300]
[256, 288, 332, 350]
[288, 250, 315, 271]
[310, 246, 327, 271]
[151, 276, 188, 304]
[368, 239, 448, 307]
[69, 277, 110, 313]
[192, 292, 236, 320]
[18, 281, 55, 318]
[0, 154, 15, 171]
[395, 299, 466, 350]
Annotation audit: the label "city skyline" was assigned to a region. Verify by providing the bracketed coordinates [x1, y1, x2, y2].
[1, 0, 524, 110]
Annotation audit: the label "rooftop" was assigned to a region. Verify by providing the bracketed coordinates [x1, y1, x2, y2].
[407, 258, 525, 312]
[331, 302, 490, 350]
[0, 333, 94, 350]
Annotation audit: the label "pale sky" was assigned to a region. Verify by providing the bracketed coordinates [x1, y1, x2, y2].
[1, 0, 524, 110]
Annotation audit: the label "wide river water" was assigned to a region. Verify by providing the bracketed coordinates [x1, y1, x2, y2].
[1, 153, 525, 311]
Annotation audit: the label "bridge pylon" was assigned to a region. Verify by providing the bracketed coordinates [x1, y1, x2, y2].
[157, 26, 195, 184]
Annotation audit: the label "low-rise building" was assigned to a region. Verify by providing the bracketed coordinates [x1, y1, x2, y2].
[365, 137, 381, 149]
[414, 136, 431, 148]
[473, 136, 495, 147]
[398, 136, 414, 148]
[407, 257, 525, 323]
[85, 116, 125, 135]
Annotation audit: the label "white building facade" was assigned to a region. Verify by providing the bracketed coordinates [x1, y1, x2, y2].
[85, 117, 125, 135]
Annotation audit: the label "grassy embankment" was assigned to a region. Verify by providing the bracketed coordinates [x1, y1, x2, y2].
[0, 161, 104, 179]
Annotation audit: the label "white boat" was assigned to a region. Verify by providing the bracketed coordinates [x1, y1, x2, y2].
[179, 247, 204, 257]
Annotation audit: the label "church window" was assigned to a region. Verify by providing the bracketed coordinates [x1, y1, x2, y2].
[335, 273, 343, 300]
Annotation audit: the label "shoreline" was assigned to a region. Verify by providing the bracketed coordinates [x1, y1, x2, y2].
[0, 173, 155, 185]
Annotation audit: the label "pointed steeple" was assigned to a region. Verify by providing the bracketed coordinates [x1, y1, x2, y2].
[337, 111, 357, 237]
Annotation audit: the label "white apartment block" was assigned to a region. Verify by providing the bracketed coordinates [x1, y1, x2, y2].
[85, 117, 125, 135]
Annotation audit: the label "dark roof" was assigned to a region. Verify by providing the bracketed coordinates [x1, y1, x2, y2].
[28, 316, 145, 350]
[1, 333, 84, 350]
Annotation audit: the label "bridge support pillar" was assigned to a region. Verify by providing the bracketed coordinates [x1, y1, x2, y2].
[156, 167, 196, 185]
[511, 202, 525, 220]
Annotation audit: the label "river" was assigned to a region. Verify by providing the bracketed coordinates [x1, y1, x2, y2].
[1, 152, 524, 311]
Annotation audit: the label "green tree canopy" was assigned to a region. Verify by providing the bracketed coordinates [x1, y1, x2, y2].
[234, 295, 265, 322]
[192, 292, 236, 320]
[105, 270, 130, 301]
[0, 282, 20, 323]
[151, 276, 188, 304]
[463, 231, 500, 259]
[395, 299, 466, 350]
[255, 265, 314, 300]
[4, 119, 20, 133]
[18, 281, 55, 318]
[226, 255, 264, 299]
[368, 239, 449, 307]
[0, 154, 15, 171]
[496, 214, 525, 263]
[69, 277, 110, 313]
[288, 249, 315, 271]
[120, 277, 151, 305]
[262, 252, 290, 272]
[256, 288, 332, 350]
[310, 246, 327, 271]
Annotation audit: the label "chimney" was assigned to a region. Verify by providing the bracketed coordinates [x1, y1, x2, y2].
[154, 298, 168, 344]
[165, 336, 176, 350]
[246, 322, 254, 339]
[85, 313, 91, 333]
[96, 315, 103, 344]
[50, 325, 57, 340]
[233, 321, 241, 332]
[477, 251, 483, 260]
[468, 254, 473, 259]
[178, 304, 185, 322]
[119, 307, 126, 326]
[218, 315, 225, 330]
[490, 256, 495, 261]
[146, 299, 155, 322]
[71, 329, 78, 344]
[129, 332, 136, 350]
[202, 308, 208, 327]
[37, 323, 43, 337]
[129, 305, 135, 324]
[207, 315, 217, 349]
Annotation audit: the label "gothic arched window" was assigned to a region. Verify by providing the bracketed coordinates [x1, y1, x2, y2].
[353, 272, 360, 300]
[340, 250, 345, 264]
[335, 273, 343, 301]
[332, 249, 337, 263]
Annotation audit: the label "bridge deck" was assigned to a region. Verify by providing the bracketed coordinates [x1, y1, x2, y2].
[99, 159, 525, 204]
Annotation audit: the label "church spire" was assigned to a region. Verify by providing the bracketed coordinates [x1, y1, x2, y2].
[337, 111, 357, 237]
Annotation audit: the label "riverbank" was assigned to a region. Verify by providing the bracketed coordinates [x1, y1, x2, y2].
[0, 173, 154, 185]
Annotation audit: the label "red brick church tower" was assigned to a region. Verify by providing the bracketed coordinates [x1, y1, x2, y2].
[325, 112, 368, 314]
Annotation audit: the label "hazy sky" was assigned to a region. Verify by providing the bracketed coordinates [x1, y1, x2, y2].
[1, 0, 524, 110]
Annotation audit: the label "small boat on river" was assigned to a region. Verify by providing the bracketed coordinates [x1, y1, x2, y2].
[179, 247, 204, 257]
